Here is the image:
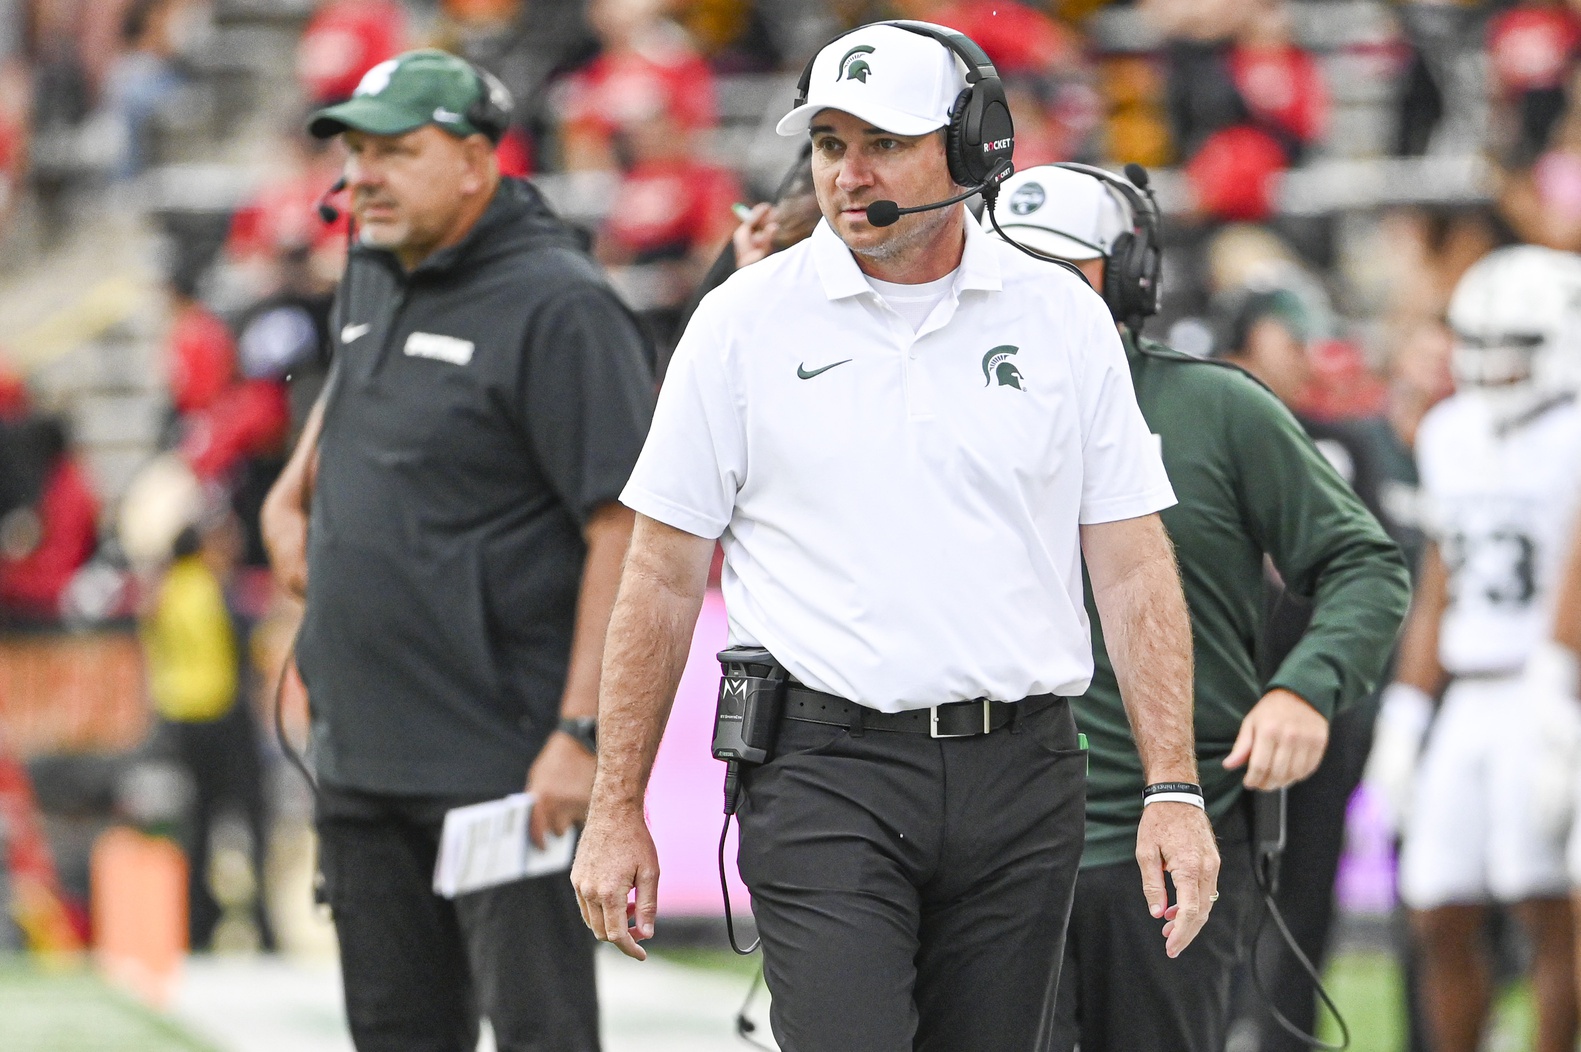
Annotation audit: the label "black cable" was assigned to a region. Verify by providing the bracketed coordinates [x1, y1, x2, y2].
[733, 965, 774, 1050]
[1249, 854, 1351, 1050]
[272, 634, 317, 796]
[273, 633, 327, 906]
[718, 811, 760, 955]
[983, 194, 1095, 289]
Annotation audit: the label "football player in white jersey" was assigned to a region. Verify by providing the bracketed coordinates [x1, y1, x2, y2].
[1364, 245, 1581, 1052]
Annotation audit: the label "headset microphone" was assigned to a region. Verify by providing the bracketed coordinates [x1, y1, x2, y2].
[317, 177, 348, 224]
[866, 159, 1012, 228]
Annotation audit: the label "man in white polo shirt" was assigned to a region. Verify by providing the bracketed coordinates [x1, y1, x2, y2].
[572, 20, 1218, 1050]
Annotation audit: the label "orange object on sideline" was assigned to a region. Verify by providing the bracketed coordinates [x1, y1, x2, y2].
[91, 827, 187, 1006]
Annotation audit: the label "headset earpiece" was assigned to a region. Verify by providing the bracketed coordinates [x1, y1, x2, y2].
[794, 21, 1015, 192]
[466, 65, 513, 144]
[1052, 162, 1162, 330]
[950, 74, 1013, 188]
[945, 89, 975, 188]
[1103, 230, 1136, 321]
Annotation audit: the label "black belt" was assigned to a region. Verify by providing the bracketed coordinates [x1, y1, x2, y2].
[784, 685, 1059, 739]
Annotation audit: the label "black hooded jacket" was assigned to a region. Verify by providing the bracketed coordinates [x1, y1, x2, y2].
[297, 177, 654, 796]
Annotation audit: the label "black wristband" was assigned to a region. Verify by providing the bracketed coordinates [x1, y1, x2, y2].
[556, 716, 598, 755]
[1142, 781, 1203, 799]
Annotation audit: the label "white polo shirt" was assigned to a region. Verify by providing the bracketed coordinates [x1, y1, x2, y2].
[621, 214, 1175, 711]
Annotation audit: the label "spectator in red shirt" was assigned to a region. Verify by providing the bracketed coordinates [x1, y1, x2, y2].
[1488, 0, 1581, 163]
[163, 274, 290, 484]
[1151, 0, 1328, 221]
[558, 0, 718, 172]
[0, 414, 99, 625]
[166, 272, 238, 417]
[223, 130, 349, 295]
[904, 0, 1101, 164]
[296, 0, 408, 107]
[597, 96, 741, 348]
[599, 106, 741, 269]
[0, 59, 30, 239]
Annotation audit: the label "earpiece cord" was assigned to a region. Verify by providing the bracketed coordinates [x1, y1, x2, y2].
[1250, 857, 1351, 1050]
[719, 812, 760, 955]
[733, 965, 774, 1050]
[984, 196, 1095, 289]
[274, 634, 319, 797]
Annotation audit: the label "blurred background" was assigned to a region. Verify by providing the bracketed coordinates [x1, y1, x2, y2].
[0, 0, 1564, 1048]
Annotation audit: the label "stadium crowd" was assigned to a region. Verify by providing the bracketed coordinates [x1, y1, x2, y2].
[1, 0, 1581, 1050]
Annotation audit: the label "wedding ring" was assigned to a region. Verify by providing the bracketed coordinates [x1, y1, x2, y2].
[1209, 891, 1220, 902]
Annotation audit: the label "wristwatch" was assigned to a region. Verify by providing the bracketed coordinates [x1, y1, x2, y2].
[556, 716, 598, 756]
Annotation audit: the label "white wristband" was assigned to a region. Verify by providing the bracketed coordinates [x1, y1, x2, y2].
[1142, 792, 1206, 809]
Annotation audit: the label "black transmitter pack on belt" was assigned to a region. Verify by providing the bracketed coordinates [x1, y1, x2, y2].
[712, 647, 787, 766]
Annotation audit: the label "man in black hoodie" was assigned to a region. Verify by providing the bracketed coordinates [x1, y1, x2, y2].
[262, 50, 654, 1052]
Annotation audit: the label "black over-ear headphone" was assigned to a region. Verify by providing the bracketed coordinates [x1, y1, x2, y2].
[1053, 162, 1162, 331]
[466, 64, 514, 144]
[793, 20, 1015, 192]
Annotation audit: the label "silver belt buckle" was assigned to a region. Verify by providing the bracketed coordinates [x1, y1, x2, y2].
[929, 699, 993, 738]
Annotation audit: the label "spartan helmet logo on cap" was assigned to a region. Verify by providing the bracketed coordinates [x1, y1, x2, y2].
[354, 58, 399, 97]
[838, 45, 876, 83]
[982, 345, 1024, 390]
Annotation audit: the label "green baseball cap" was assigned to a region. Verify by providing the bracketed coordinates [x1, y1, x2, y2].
[307, 49, 508, 141]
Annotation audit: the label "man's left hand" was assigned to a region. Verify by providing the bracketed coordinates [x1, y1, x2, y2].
[1223, 688, 1328, 791]
[526, 730, 596, 848]
[1136, 801, 1220, 958]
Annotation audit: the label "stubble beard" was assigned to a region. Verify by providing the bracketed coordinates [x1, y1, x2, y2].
[846, 201, 956, 266]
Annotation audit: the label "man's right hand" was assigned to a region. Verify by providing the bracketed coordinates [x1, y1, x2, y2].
[731, 203, 777, 269]
[570, 803, 660, 961]
[264, 514, 309, 599]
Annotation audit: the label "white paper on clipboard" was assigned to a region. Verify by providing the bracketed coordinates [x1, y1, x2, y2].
[432, 792, 576, 899]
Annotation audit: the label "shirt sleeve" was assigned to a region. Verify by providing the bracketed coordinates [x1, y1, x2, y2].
[519, 281, 656, 525]
[1075, 304, 1177, 524]
[619, 295, 745, 539]
[1226, 374, 1411, 717]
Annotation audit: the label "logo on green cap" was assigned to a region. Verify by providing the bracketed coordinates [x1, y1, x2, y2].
[354, 59, 399, 98]
[839, 46, 875, 84]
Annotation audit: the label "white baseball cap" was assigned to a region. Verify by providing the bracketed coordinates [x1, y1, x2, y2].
[776, 23, 967, 138]
[984, 165, 1131, 261]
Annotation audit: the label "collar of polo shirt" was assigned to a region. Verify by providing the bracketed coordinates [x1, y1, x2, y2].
[809, 212, 1003, 302]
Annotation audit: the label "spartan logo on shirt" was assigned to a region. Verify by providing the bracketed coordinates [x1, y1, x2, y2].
[838, 46, 876, 83]
[982, 345, 1024, 390]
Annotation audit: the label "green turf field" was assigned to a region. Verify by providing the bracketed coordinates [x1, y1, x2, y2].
[652, 945, 1539, 1052]
[0, 947, 1540, 1050]
[1311, 950, 1534, 1052]
[0, 960, 217, 1052]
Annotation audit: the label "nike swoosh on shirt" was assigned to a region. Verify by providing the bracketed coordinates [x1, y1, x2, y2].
[797, 359, 853, 379]
[341, 323, 371, 343]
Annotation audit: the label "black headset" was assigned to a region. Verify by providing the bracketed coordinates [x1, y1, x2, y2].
[793, 20, 1015, 193]
[466, 64, 514, 144]
[1050, 162, 1162, 331]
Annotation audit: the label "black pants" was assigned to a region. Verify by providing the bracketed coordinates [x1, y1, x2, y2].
[315, 785, 599, 1052]
[164, 703, 274, 952]
[1051, 806, 1260, 1052]
[736, 698, 1086, 1052]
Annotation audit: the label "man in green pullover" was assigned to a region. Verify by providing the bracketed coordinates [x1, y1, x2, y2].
[985, 164, 1411, 1052]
